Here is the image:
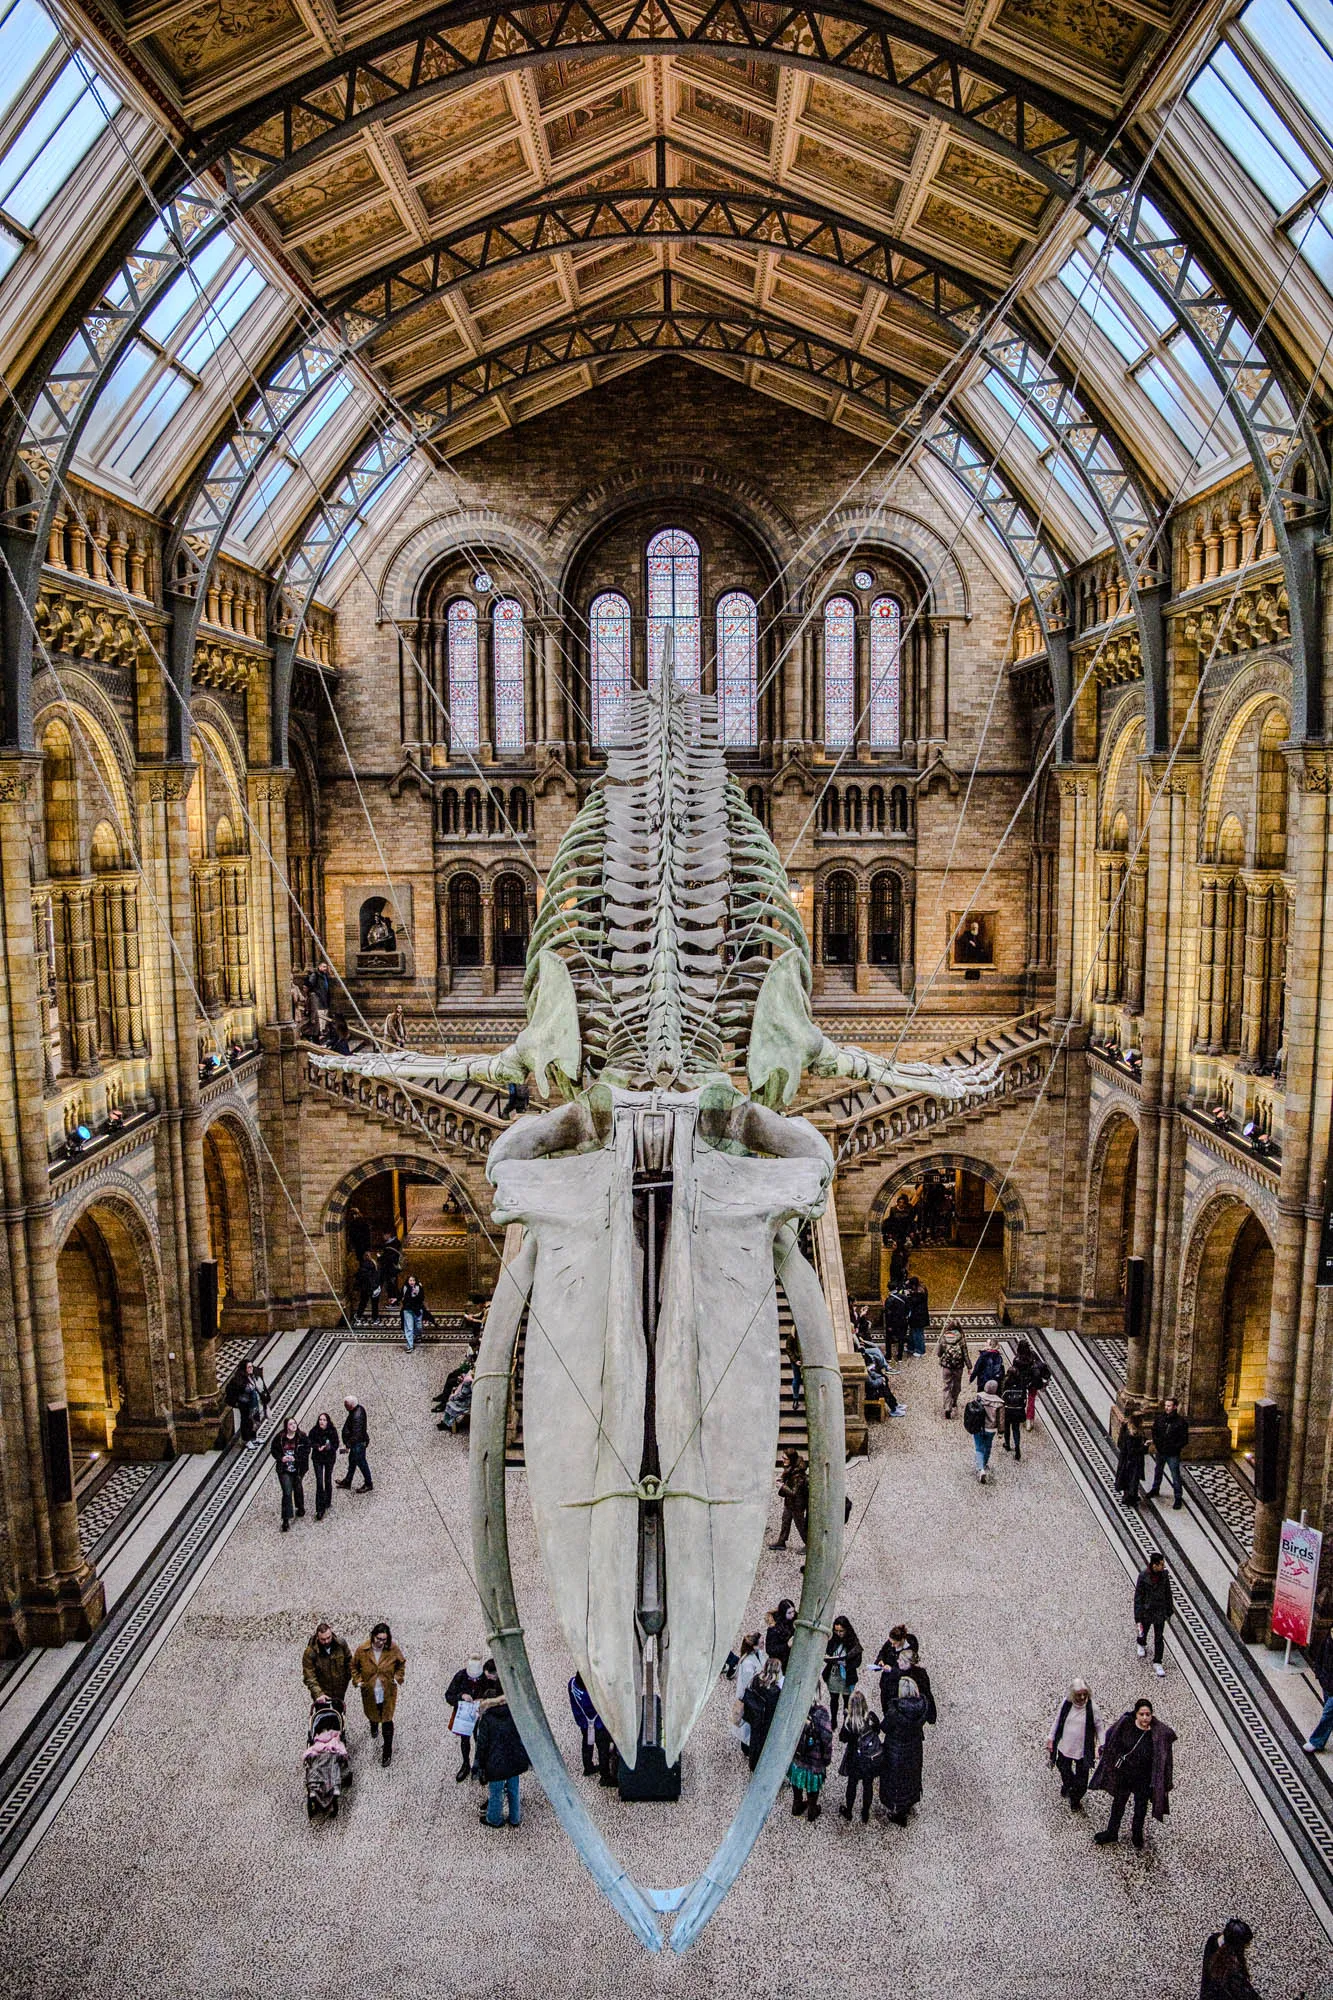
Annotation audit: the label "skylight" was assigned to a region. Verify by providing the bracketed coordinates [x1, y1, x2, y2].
[0, 2, 119, 284]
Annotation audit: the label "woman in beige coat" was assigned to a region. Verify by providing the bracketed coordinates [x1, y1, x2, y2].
[352, 1622, 406, 1765]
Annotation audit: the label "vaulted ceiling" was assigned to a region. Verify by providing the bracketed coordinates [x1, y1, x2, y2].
[85, 0, 1194, 462]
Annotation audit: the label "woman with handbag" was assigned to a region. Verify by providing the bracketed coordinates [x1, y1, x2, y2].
[1092, 1697, 1176, 1849]
[352, 1622, 407, 1767]
[1046, 1678, 1100, 1810]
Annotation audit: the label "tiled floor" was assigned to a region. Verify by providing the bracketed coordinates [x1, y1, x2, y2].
[1, 1342, 1328, 1998]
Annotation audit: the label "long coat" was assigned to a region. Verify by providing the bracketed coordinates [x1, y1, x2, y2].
[302, 1634, 353, 1706]
[352, 1639, 406, 1723]
[879, 1691, 928, 1811]
[1090, 1712, 1175, 1820]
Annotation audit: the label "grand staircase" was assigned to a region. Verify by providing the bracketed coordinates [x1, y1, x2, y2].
[301, 1042, 511, 1165]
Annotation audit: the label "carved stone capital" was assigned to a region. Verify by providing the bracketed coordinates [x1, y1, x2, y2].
[144, 764, 193, 803]
[1285, 745, 1333, 792]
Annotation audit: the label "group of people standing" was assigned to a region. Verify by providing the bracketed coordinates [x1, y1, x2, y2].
[728, 1608, 936, 1829]
[958, 1336, 1049, 1481]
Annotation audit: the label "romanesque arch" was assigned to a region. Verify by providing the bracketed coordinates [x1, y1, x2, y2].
[202, 1111, 269, 1334]
[1175, 1187, 1275, 1448]
[1081, 1108, 1139, 1333]
[53, 1187, 172, 1461]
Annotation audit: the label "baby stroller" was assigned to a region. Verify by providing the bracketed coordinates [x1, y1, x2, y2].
[304, 1699, 351, 1820]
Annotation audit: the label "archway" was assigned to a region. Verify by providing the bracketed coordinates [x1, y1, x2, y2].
[55, 1197, 166, 1464]
[873, 1160, 1021, 1318]
[493, 872, 530, 969]
[203, 1116, 267, 1333]
[449, 873, 482, 968]
[1082, 1113, 1139, 1334]
[340, 1164, 476, 1319]
[1178, 1194, 1274, 1450]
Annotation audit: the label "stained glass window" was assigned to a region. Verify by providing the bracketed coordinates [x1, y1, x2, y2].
[590, 591, 631, 746]
[492, 598, 525, 752]
[869, 596, 902, 750]
[823, 597, 855, 749]
[716, 591, 757, 748]
[647, 528, 700, 690]
[447, 599, 480, 755]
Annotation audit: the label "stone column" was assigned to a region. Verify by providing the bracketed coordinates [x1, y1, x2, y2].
[222, 861, 253, 1007]
[1194, 872, 1218, 1049]
[1106, 859, 1126, 1002]
[1239, 873, 1274, 1067]
[245, 771, 291, 1029]
[928, 620, 948, 742]
[1231, 748, 1333, 1638]
[1122, 863, 1147, 1017]
[854, 888, 871, 996]
[1093, 859, 1112, 1005]
[480, 884, 496, 997]
[0, 757, 104, 1644]
[542, 625, 564, 752]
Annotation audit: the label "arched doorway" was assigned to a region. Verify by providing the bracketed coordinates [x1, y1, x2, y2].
[493, 872, 530, 968]
[55, 1198, 166, 1464]
[875, 1163, 1012, 1316]
[449, 873, 482, 968]
[823, 871, 856, 964]
[869, 871, 901, 967]
[341, 1166, 474, 1319]
[203, 1117, 266, 1332]
[1178, 1195, 1274, 1450]
[1083, 1114, 1138, 1333]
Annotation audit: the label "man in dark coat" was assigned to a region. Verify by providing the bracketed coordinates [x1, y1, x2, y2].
[1147, 1397, 1190, 1508]
[769, 1450, 808, 1549]
[338, 1395, 373, 1491]
[1134, 1550, 1174, 1674]
[302, 1621, 353, 1707]
[1092, 1698, 1176, 1848]
[880, 1675, 929, 1824]
[475, 1695, 531, 1826]
[882, 1286, 910, 1363]
[904, 1275, 930, 1357]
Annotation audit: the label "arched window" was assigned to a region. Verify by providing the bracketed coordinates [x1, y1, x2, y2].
[846, 785, 863, 834]
[869, 596, 902, 750]
[819, 789, 840, 834]
[492, 599, 525, 752]
[715, 590, 757, 747]
[745, 783, 767, 829]
[463, 786, 483, 835]
[869, 872, 901, 965]
[823, 598, 855, 748]
[449, 874, 482, 967]
[447, 600, 480, 754]
[647, 528, 700, 690]
[509, 785, 529, 833]
[590, 591, 631, 746]
[890, 784, 911, 833]
[493, 873, 530, 967]
[823, 871, 856, 964]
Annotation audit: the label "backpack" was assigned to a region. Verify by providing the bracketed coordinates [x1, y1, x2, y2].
[1002, 1378, 1027, 1413]
[855, 1725, 885, 1777]
[962, 1397, 987, 1436]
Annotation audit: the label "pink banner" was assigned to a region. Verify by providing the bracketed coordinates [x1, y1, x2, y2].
[1271, 1519, 1323, 1648]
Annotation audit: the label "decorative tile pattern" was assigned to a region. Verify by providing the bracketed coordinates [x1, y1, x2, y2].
[76, 1464, 157, 1557]
[823, 595, 855, 747]
[1186, 1458, 1256, 1555]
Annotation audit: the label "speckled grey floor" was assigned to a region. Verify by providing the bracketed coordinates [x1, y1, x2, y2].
[2, 1343, 1328, 2000]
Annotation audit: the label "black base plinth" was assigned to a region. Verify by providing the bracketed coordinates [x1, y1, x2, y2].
[617, 1744, 682, 1801]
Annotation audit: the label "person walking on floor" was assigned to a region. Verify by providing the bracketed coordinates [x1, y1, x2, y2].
[742, 1657, 784, 1771]
[568, 1670, 619, 1786]
[378, 1233, 402, 1308]
[302, 1621, 353, 1708]
[400, 1272, 427, 1352]
[353, 1623, 405, 1765]
[1200, 1920, 1261, 2000]
[770, 1451, 808, 1549]
[307, 1410, 339, 1519]
[882, 1286, 909, 1365]
[338, 1394, 373, 1491]
[1300, 1626, 1333, 1753]
[1147, 1397, 1190, 1509]
[904, 1275, 930, 1357]
[1092, 1697, 1175, 1849]
[964, 1378, 1003, 1481]
[937, 1324, 969, 1418]
[1000, 1367, 1029, 1460]
[1135, 1550, 1174, 1676]
[270, 1418, 308, 1531]
[822, 1616, 863, 1728]
[446, 1653, 499, 1782]
[837, 1690, 883, 1823]
[1046, 1678, 1100, 1810]
[1115, 1412, 1148, 1508]
[789, 1700, 833, 1820]
[228, 1358, 269, 1449]
[352, 1252, 381, 1322]
[969, 1341, 1005, 1392]
[880, 1674, 929, 1825]
[475, 1693, 531, 1827]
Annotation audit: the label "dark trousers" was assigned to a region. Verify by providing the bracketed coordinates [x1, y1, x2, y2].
[341, 1441, 372, 1489]
[1140, 1616, 1166, 1664]
[844, 1773, 873, 1820]
[885, 1328, 906, 1361]
[312, 1457, 334, 1514]
[829, 1688, 850, 1728]
[1106, 1786, 1151, 1842]
[594, 1723, 619, 1786]
[772, 1499, 807, 1547]
[1056, 1753, 1090, 1805]
[1148, 1453, 1183, 1503]
[458, 1734, 472, 1774]
[1003, 1410, 1024, 1457]
[278, 1469, 305, 1524]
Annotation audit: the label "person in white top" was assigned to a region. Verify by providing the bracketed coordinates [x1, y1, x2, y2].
[730, 1633, 764, 1747]
[1045, 1679, 1101, 1810]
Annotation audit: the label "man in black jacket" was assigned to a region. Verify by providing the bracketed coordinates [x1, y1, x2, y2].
[881, 1287, 909, 1363]
[337, 1395, 373, 1491]
[1134, 1551, 1174, 1674]
[1147, 1397, 1190, 1509]
[475, 1695, 531, 1826]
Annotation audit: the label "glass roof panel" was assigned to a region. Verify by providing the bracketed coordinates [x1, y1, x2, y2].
[0, 0, 57, 126]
